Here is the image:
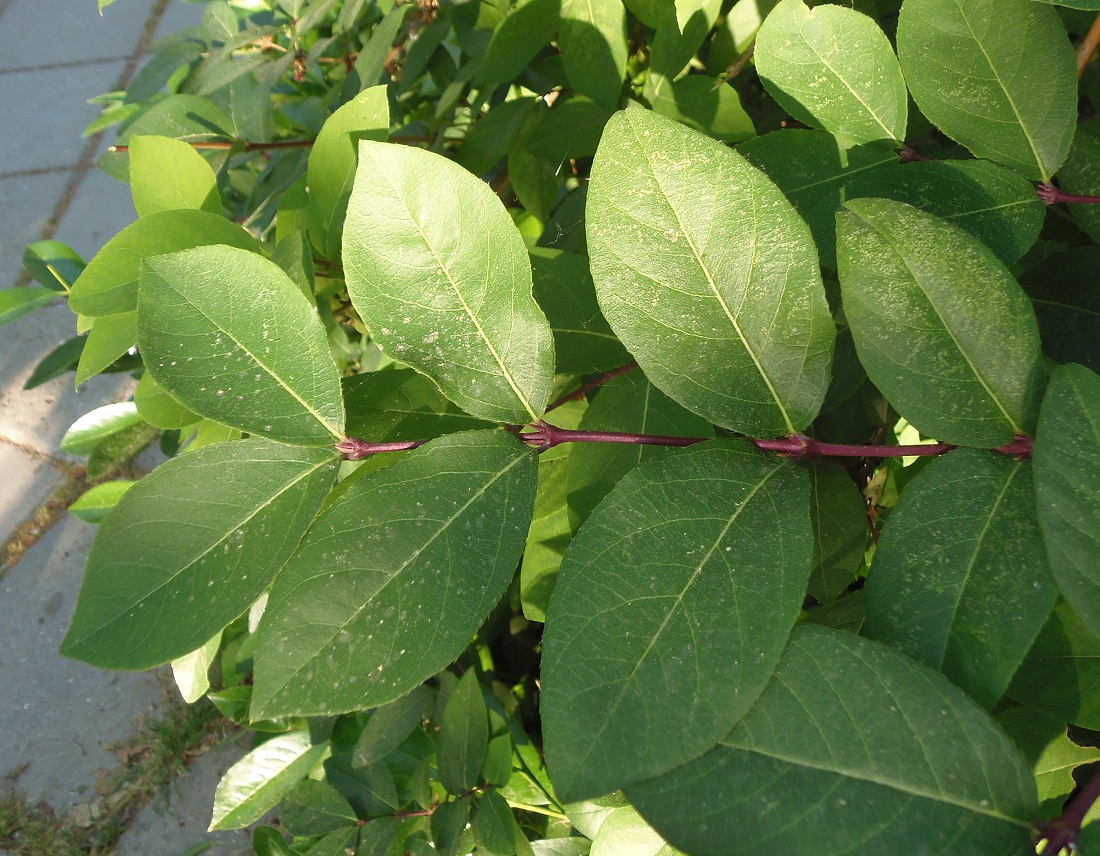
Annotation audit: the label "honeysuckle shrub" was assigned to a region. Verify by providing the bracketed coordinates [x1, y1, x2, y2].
[8, 0, 1100, 853]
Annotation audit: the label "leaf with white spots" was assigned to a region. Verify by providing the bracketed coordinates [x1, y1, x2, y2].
[343, 142, 554, 425]
[586, 107, 835, 437]
[251, 431, 538, 718]
[541, 440, 811, 801]
[139, 244, 345, 446]
[837, 198, 1044, 447]
[61, 439, 339, 669]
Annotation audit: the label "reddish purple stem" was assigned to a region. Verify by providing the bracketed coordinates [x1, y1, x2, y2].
[1037, 767, 1100, 854]
[338, 429, 1033, 461]
[544, 361, 638, 412]
[1037, 182, 1100, 205]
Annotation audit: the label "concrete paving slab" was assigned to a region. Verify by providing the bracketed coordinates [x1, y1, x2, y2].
[0, 61, 126, 174]
[0, 0, 159, 71]
[112, 739, 267, 856]
[0, 301, 135, 460]
[54, 162, 138, 266]
[154, 0, 208, 40]
[0, 170, 71, 289]
[0, 442, 63, 543]
[0, 515, 163, 808]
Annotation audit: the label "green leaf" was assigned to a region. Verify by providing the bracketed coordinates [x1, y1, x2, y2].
[139, 245, 345, 445]
[307, 85, 389, 260]
[590, 806, 680, 856]
[128, 135, 221, 217]
[69, 209, 260, 317]
[22, 240, 85, 291]
[87, 422, 159, 480]
[836, 198, 1044, 446]
[252, 431, 538, 718]
[1009, 602, 1100, 729]
[737, 129, 897, 268]
[530, 248, 629, 374]
[252, 826, 294, 856]
[896, 0, 1076, 180]
[1034, 364, 1100, 634]
[476, 0, 560, 86]
[806, 462, 866, 604]
[542, 440, 811, 801]
[565, 372, 713, 526]
[343, 141, 555, 424]
[996, 708, 1100, 814]
[353, 684, 434, 767]
[280, 780, 358, 836]
[1021, 248, 1100, 373]
[525, 97, 615, 165]
[458, 98, 537, 177]
[863, 450, 1057, 708]
[61, 440, 338, 669]
[475, 790, 519, 856]
[844, 159, 1045, 267]
[325, 754, 400, 816]
[170, 632, 220, 703]
[559, 0, 628, 107]
[439, 670, 489, 795]
[650, 75, 755, 145]
[432, 798, 474, 856]
[68, 480, 136, 525]
[61, 401, 145, 455]
[349, 4, 412, 91]
[587, 107, 835, 436]
[75, 311, 137, 387]
[482, 733, 513, 788]
[343, 369, 493, 442]
[627, 625, 1039, 855]
[0, 287, 57, 326]
[302, 827, 357, 856]
[755, 0, 906, 147]
[134, 372, 199, 430]
[209, 730, 328, 830]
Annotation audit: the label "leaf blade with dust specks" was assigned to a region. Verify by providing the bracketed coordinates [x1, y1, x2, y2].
[251, 431, 538, 718]
[343, 142, 554, 424]
[61, 439, 339, 669]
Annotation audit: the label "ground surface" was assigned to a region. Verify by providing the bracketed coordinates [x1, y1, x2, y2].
[0, 2, 265, 853]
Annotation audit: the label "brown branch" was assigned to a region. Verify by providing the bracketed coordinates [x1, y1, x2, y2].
[724, 39, 756, 82]
[1078, 12, 1100, 78]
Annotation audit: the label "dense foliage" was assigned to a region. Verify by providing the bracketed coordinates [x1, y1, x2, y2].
[8, 0, 1100, 852]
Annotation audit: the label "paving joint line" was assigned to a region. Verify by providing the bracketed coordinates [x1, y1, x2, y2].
[0, 164, 77, 180]
[11, 0, 172, 289]
[0, 55, 127, 76]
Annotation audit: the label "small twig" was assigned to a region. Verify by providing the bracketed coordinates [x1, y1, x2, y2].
[1038, 182, 1100, 205]
[1078, 12, 1100, 78]
[337, 438, 427, 459]
[1037, 766, 1100, 854]
[724, 39, 756, 82]
[544, 361, 638, 413]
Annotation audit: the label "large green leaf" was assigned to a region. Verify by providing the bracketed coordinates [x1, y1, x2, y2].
[139, 245, 345, 446]
[806, 462, 866, 604]
[210, 731, 328, 830]
[251, 431, 538, 718]
[559, 0, 627, 107]
[844, 159, 1045, 266]
[737, 129, 897, 268]
[343, 141, 555, 424]
[128, 135, 220, 217]
[836, 198, 1044, 446]
[587, 107, 835, 437]
[1008, 602, 1100, 729]
[565, 372, 713, 526]
[1056, 120, 1100, 246]
[477, 0, 559, 86]
[896, 0, 1076, 180]
[755, 0, 906, 147]
[628, 625, 1039, 856]
[863, 450, 1057, 708]
[1034, 364, 1100, 634]
[61, 440, 338, 669]
[75, 311, 137, 387]
[541, 440, 811, 801]
[68, 209, 261, 317]
[530, 248, 629, 374]
[307, 85, 389, 260]
[1021, 248, 1100, 373]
